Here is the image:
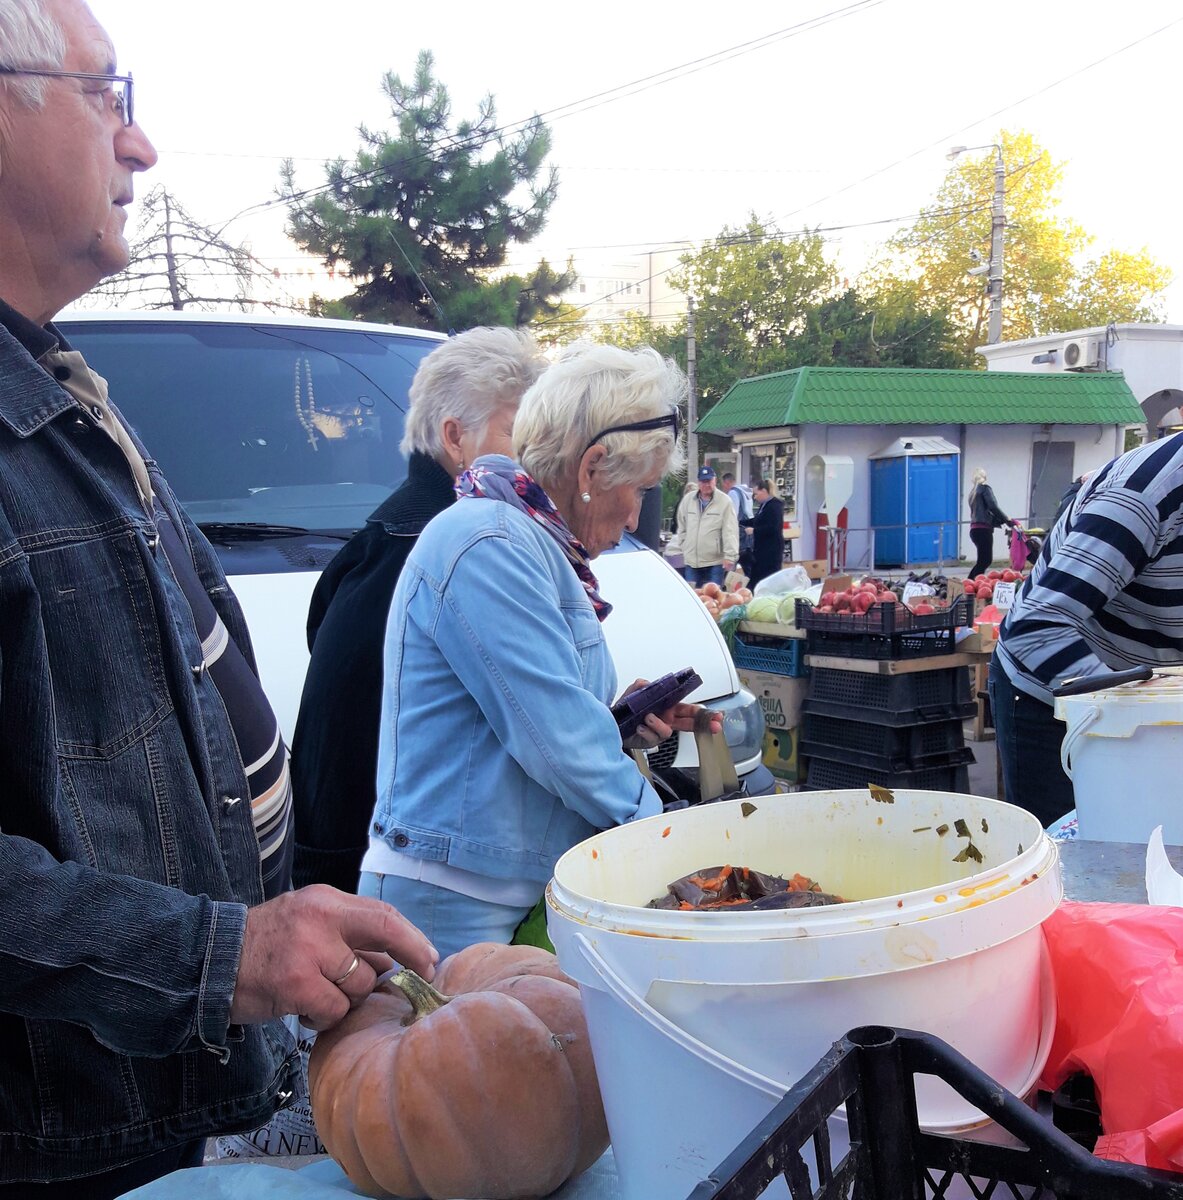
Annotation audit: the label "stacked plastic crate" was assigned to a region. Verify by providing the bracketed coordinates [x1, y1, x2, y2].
[795, 596, 976, 792]
[729, 627, 809, 786]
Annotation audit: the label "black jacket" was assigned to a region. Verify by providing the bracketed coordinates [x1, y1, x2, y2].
[291, 452, 456, 891]
[743, 496, 785, 588]
[969, 483, 1010, 528]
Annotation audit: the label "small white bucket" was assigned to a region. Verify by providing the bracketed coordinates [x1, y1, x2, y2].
[548, 790, 1061, 1200]
[1056, 670, 1183, 843]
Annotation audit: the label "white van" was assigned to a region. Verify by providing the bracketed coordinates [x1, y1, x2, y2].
[58, 311, 773, 804]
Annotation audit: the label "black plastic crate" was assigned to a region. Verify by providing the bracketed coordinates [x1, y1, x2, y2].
[803, 754, 971, 794]
[731, 630, 809, 678]
[801, 714, 968, 773]
[805, 666, 974, 726]
[798, 595, 971, 661]
[687, 1026, 1183, 1200]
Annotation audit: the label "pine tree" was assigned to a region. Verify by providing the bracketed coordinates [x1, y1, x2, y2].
[281, 51, 570, 331]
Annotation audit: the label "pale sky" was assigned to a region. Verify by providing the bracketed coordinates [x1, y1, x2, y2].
[95, 0, 1183, 324]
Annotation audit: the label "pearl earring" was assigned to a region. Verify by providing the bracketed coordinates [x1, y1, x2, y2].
[581, 491, 591, 503]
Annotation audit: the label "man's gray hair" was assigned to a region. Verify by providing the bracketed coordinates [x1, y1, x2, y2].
[0, 0, 66, 108]
[513, 341, 687, 490]
[400, 326, 547, 461]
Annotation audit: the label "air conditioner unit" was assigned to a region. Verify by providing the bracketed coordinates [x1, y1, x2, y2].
[1062, 336, 1102, 371]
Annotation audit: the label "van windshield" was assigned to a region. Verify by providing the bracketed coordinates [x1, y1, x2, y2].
[59, 320, 439, 532]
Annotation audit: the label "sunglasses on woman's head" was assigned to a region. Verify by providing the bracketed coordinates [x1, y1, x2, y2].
[582, 409, 682, 456]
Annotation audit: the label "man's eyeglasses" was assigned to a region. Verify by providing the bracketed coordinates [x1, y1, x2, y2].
[0, 67, 134, 127]
[582, 408, 682, 456]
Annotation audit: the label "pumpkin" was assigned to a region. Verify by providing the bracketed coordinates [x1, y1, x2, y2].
[308, 942, 610, 1199]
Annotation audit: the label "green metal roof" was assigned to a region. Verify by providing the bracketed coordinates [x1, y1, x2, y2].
[696, 367, 1145, 433]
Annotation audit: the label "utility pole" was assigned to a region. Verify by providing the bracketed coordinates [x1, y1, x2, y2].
[987, 145, 1006, 344]
[686, 294, 698, 477]
[947, 143, 1007, 344]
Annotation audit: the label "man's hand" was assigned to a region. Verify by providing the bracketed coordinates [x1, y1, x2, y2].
[722, 560, 734, 571]
[229, 886, 438, 1032]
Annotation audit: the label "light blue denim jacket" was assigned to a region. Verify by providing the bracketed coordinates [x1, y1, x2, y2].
[372, 477, 662, 883]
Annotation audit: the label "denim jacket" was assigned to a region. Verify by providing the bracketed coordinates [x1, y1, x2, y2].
[0, 327, 296, 1183]
[372, 482, 662, 886]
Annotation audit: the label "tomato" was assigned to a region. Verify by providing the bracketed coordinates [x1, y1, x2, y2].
[963, 579, 976, 594]
[911, 602, 935, 616]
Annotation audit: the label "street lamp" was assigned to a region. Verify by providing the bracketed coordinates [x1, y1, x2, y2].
[947, 143, 1006, 344]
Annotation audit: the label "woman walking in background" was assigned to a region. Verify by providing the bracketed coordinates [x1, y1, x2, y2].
[967, 468, 1015, 579]
[742, 479, 785, 591]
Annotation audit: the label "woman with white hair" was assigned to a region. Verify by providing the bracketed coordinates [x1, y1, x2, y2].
[967, 467, 1015, 579]
[360, 342, 716, 956]
[291, 326, 546, 893]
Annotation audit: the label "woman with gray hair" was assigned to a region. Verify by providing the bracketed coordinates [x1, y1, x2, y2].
[360, 341, 716, 956]
[291, 326, 546, 893]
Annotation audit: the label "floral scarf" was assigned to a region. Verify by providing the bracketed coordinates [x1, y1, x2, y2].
[456, 455, 612, 622]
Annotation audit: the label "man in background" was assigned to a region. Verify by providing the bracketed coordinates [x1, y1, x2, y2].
[721, 471, 754, 578]
[676, 465, 739, 587]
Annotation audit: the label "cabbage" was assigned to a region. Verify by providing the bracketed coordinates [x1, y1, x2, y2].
[777, 593, 805, 625]
[745, 596, 782, 623]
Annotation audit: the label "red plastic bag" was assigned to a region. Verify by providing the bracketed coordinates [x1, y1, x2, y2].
[1040, 901, 1183, 1171]
[1008, 526, 1029, 572]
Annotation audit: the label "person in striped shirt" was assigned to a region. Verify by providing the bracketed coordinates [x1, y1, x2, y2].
[991, 433, 1183, 825]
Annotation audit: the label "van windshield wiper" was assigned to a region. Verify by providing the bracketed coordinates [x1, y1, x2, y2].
[198, 522, 350, 542]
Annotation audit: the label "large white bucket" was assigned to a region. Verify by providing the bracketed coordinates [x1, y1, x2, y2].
[548, 789, 1061, 1200]
[1056, 670, 1183, 843]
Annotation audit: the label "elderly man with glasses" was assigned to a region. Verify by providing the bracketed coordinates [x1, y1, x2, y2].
[0, 2, 436, 1194]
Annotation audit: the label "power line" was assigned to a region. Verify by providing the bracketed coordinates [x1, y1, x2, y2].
[210, 0, 884, 231]
[539, 16, 1183, 325]
[764, 12, 1183, 234]
[186, 11, 1180, 326]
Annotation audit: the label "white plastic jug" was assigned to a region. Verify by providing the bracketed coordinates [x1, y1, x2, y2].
[1056, 670, 1183, 843]
[547, 789, 1061, 1200]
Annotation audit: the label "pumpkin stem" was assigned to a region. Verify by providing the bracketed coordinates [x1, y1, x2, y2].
[381, 969, 452, 1022]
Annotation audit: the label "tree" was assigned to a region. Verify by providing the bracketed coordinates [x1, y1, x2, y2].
[874, 130, 1171, 357]
[92, 186, 286, 311]
[671, 216, 836, 411]
[660, 216, 963, 415]
[281, 50, 571, 331]
[800, 283, 967, 369]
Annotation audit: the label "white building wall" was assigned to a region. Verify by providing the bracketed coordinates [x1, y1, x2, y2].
[554, 246, 691, 332]
[746, 422, 1126, 569]
[978, 324, 1183, 422]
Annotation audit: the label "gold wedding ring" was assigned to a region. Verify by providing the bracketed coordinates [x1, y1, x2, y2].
[332, 955, 360, 988]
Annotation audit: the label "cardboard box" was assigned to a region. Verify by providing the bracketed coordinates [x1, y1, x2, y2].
[973, 621, 1000, 652]
[737, 668, 807, 728]
[761, 725, 801, 784]
[736, 668, 808, 783]
[788, 558, 827, 581]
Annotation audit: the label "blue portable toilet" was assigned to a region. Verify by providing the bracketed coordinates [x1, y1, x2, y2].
[869, 437, 960, 567]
